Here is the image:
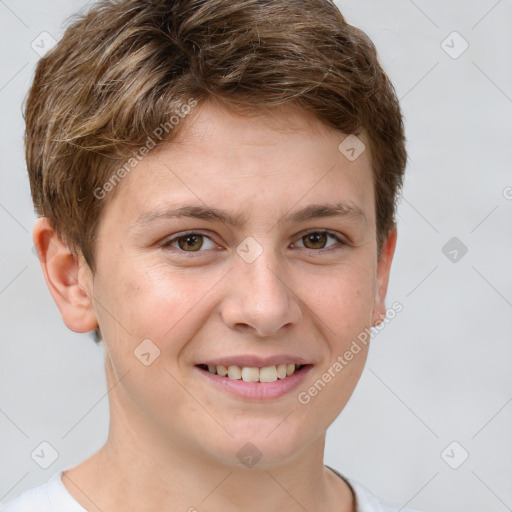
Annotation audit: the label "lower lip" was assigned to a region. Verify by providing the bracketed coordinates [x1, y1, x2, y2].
[195, 365, 314, 400]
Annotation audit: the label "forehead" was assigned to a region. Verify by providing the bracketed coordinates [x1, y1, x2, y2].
[100, 99, 374, 230]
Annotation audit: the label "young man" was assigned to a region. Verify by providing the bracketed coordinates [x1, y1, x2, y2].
[2, 0, 418, 510]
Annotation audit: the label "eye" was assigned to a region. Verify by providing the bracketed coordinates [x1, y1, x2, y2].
[161, 231, 217, 252]
[293, 230, 345, 251]
[160, 229, 346, 255]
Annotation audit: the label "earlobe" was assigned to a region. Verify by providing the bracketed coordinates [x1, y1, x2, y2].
[371, 226, 397, 327]
[33, 217, 98, 333]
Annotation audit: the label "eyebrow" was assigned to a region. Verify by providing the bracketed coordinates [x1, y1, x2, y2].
[133, 201, 367, 229]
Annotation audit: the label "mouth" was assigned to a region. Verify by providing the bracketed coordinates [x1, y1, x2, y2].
[195, 362, 311, 383]
[194, 361, 314, 400]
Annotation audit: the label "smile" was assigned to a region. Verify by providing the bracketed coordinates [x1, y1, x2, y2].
[196, 363, 307, 383]
[195, 362, 314, 400]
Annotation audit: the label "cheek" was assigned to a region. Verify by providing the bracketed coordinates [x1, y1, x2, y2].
[309, 261, 376, 343]
[96, 260, 220, 354]
[299, 262, 373, 412]
[94, 262, 211, 427]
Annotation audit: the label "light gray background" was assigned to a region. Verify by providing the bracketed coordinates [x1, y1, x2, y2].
[1, 1, 511, 511]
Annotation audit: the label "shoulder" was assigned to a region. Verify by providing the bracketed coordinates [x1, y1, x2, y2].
[345, 477, 421, 512]
[0, 471, 86, 512]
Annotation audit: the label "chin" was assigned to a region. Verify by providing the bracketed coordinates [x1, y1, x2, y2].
[198, 418, 315, 470]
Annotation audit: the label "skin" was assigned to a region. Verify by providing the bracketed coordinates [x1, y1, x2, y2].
[34, 98, 397, 512]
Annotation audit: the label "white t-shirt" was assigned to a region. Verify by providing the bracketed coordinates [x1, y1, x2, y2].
[0, 467, 420, 512]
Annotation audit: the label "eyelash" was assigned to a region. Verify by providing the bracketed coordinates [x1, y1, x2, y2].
[160, 229, 347, 255]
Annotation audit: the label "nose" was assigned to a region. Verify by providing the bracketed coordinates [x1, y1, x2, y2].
[220, 245, 302, 337]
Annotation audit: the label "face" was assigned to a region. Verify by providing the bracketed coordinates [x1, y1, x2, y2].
[76, 99, 396, 468]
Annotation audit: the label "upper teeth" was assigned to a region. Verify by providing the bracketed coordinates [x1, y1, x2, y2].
[206, 363, 300, 382]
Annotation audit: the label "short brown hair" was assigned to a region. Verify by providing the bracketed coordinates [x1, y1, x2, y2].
[24, 0, 407, 342]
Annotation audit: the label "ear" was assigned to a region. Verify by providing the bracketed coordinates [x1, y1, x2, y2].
[371, 225, 397, 327]
[33, 217, 98, 333]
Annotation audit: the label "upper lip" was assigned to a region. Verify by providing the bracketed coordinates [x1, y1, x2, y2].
[197, 355, 313, 367]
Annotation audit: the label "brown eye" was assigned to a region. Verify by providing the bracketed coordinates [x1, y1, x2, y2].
[162, 232, 216, 253]
[303, 232, 328, 249]
[177, 234, 204, 251]
[294, 231, 343, 251]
